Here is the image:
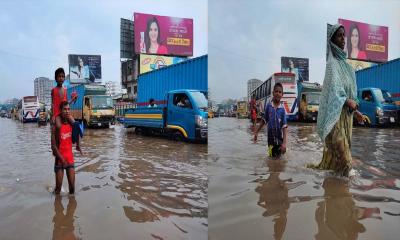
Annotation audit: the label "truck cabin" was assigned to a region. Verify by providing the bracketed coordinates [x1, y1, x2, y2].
[85, 95, 113, 110]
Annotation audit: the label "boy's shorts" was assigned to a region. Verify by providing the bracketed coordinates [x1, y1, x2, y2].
[267, 144, 282, 158]
[54, 163, 75, 172]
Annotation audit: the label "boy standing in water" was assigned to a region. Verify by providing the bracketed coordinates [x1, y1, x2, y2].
[52, 101, 82, 194]
[253, 83, 288, 158]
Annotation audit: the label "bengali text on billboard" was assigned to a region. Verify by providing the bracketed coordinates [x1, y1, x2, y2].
[134, 13, 193, 57]
[68, 54, 102, 84]
[339, 19, 388, 62]
[139, 54, 186, 74]
[281, 57, 309, 82]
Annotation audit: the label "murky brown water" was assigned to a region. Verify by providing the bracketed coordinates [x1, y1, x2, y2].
[0, 118, 207, 240]
[209, 117, 400, 240]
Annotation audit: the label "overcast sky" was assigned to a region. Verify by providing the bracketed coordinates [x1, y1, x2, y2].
[209, 0, 400, 102]
[0, 0, 207, 102]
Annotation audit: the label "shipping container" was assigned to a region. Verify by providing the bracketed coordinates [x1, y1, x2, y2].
[137, 55, 207, 106]
[356, 58, 400, 102]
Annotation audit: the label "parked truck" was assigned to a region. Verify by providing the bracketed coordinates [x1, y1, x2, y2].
[236, 101, 248, 119]
[124, 55, 208, 142]
[297, 82, 322, 122]
[356, 58, 400, 124]
[67, 84, 115, 128]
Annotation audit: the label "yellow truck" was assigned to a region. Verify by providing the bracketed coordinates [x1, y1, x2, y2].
[236, 101, 248, 119]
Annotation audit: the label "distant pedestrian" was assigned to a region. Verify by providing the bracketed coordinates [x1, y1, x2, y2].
[51, 101, 82, 195]
[148, 98, 157, 107]
[311, 24, 364, 176]
[253, 83, 288, 158]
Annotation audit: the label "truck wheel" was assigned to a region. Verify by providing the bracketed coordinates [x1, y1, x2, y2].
[173, 131, 184, 141]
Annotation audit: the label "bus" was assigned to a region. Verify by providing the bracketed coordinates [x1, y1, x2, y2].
[18, 96, 40, 123]
[251, 72, 297, 121]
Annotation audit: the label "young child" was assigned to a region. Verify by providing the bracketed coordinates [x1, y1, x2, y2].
[51, 101, 82, 194]
[253, 83, 288, 158]
[51, 68, 81, 150]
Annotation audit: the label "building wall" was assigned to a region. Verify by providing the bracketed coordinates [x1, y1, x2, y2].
[34, 77, 53, 107]
[247, 79, 262, 101]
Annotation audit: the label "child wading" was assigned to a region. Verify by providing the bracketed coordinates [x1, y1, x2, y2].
[253, 83, 288, 158]
[51, 101, 82, 194]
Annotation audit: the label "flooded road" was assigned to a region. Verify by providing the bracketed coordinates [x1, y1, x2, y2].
[0, 118, 207, 240]
[209, 117, 400, 240]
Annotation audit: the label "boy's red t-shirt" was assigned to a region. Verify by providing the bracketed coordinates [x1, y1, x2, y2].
[58, 122, 74, 164]
[52, 86, 67, 120]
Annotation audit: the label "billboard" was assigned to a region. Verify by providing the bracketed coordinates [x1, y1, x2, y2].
[338, 19, 388, 63]
[139, 54, 186, 74]
[281, 57, 309, 82]
[346, 59, 377, 72]
[134, 13, 193, 56]
[68, 54, 102, 84]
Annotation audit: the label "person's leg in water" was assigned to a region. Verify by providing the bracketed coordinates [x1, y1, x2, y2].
[66, 167, 75, 194]
[54, 163, 64, 194]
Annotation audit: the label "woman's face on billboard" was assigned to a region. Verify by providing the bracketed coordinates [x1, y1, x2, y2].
[149, 22, 159, 43]
[351, 28, 359, 49]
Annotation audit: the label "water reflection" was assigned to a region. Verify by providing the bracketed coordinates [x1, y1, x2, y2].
[315, 178, 381, 240]
[255, 160, 309, 240]
[52, 195, 77, 240]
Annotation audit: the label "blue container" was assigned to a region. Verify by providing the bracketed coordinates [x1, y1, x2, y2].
[137, 55, 207, 106]
[356, 58, 400, 101]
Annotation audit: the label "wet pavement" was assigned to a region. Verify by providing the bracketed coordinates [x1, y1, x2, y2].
[209, 117, 400, 240]
[0, 118, 207, 240]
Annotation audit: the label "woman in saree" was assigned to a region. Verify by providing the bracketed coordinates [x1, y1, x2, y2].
[313, 23, 364, 176]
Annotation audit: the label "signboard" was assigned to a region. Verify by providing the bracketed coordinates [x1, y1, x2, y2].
[339, 19, 388, 62]
[68, 54, 102, 84]
[139, 54, 186, 74]
[346, 59, 377, 72]
[281, 57, 309, 82]
[134, 13, 193, 56]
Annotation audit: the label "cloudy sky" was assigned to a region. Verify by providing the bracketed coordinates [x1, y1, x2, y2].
[0, 0, 207, 102]
[209, 0, 400, 102]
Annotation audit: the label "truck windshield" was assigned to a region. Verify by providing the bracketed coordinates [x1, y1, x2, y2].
[306, 93, 320, 105]
[372, 89, 386, 104]
[92, 96, 113, 109]
[191, 91, 208, 110]
[382, 90, 394, 103]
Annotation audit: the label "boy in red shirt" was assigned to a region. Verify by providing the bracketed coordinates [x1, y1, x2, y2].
[51, 101, 82, 194]
[51, 68, 81, 151]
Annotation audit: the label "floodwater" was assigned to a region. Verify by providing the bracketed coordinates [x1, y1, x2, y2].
[209, 117, 400, 240]
[0, 118, 207, 240]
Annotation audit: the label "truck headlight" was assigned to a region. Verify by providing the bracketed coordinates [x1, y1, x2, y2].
[376, 107, 383, 117]
[195, 115, 207, 128]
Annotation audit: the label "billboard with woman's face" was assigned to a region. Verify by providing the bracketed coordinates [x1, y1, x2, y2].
[339, 19, 388, 63]
[68, 54, 102, 84]
[134, 13, 193, 57]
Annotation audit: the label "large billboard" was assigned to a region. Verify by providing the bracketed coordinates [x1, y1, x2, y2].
[68, 54, 102, 84]
[346, 59, 377, 72]
[281, 57, 309, 82]
[339, 19, 388, 63]
[134, 13, 193, 57]
[139, 54, 186, 74]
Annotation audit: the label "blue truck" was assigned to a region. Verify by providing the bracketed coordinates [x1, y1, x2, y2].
[356, 58, 400, 126]
[124, 55, 208, 142]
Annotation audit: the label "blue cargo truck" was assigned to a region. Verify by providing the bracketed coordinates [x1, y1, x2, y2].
[356, 58, 400, 126]
[124, 55, 208, 142]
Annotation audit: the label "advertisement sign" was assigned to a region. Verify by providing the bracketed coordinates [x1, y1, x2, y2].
[139, 54, 186, 74]
[134, 13, 193, 56]
[339, 19, 388, 62]
[281, 57, 309, 82]
[346, 59, 377, 72]
[68, 54, 102, 84]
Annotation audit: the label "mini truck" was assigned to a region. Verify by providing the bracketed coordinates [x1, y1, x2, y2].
[124, 89, 208, 142]
[123, 55, 208, 142]
[67, 84, 115, 128]
[297, 82, 322, 121]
